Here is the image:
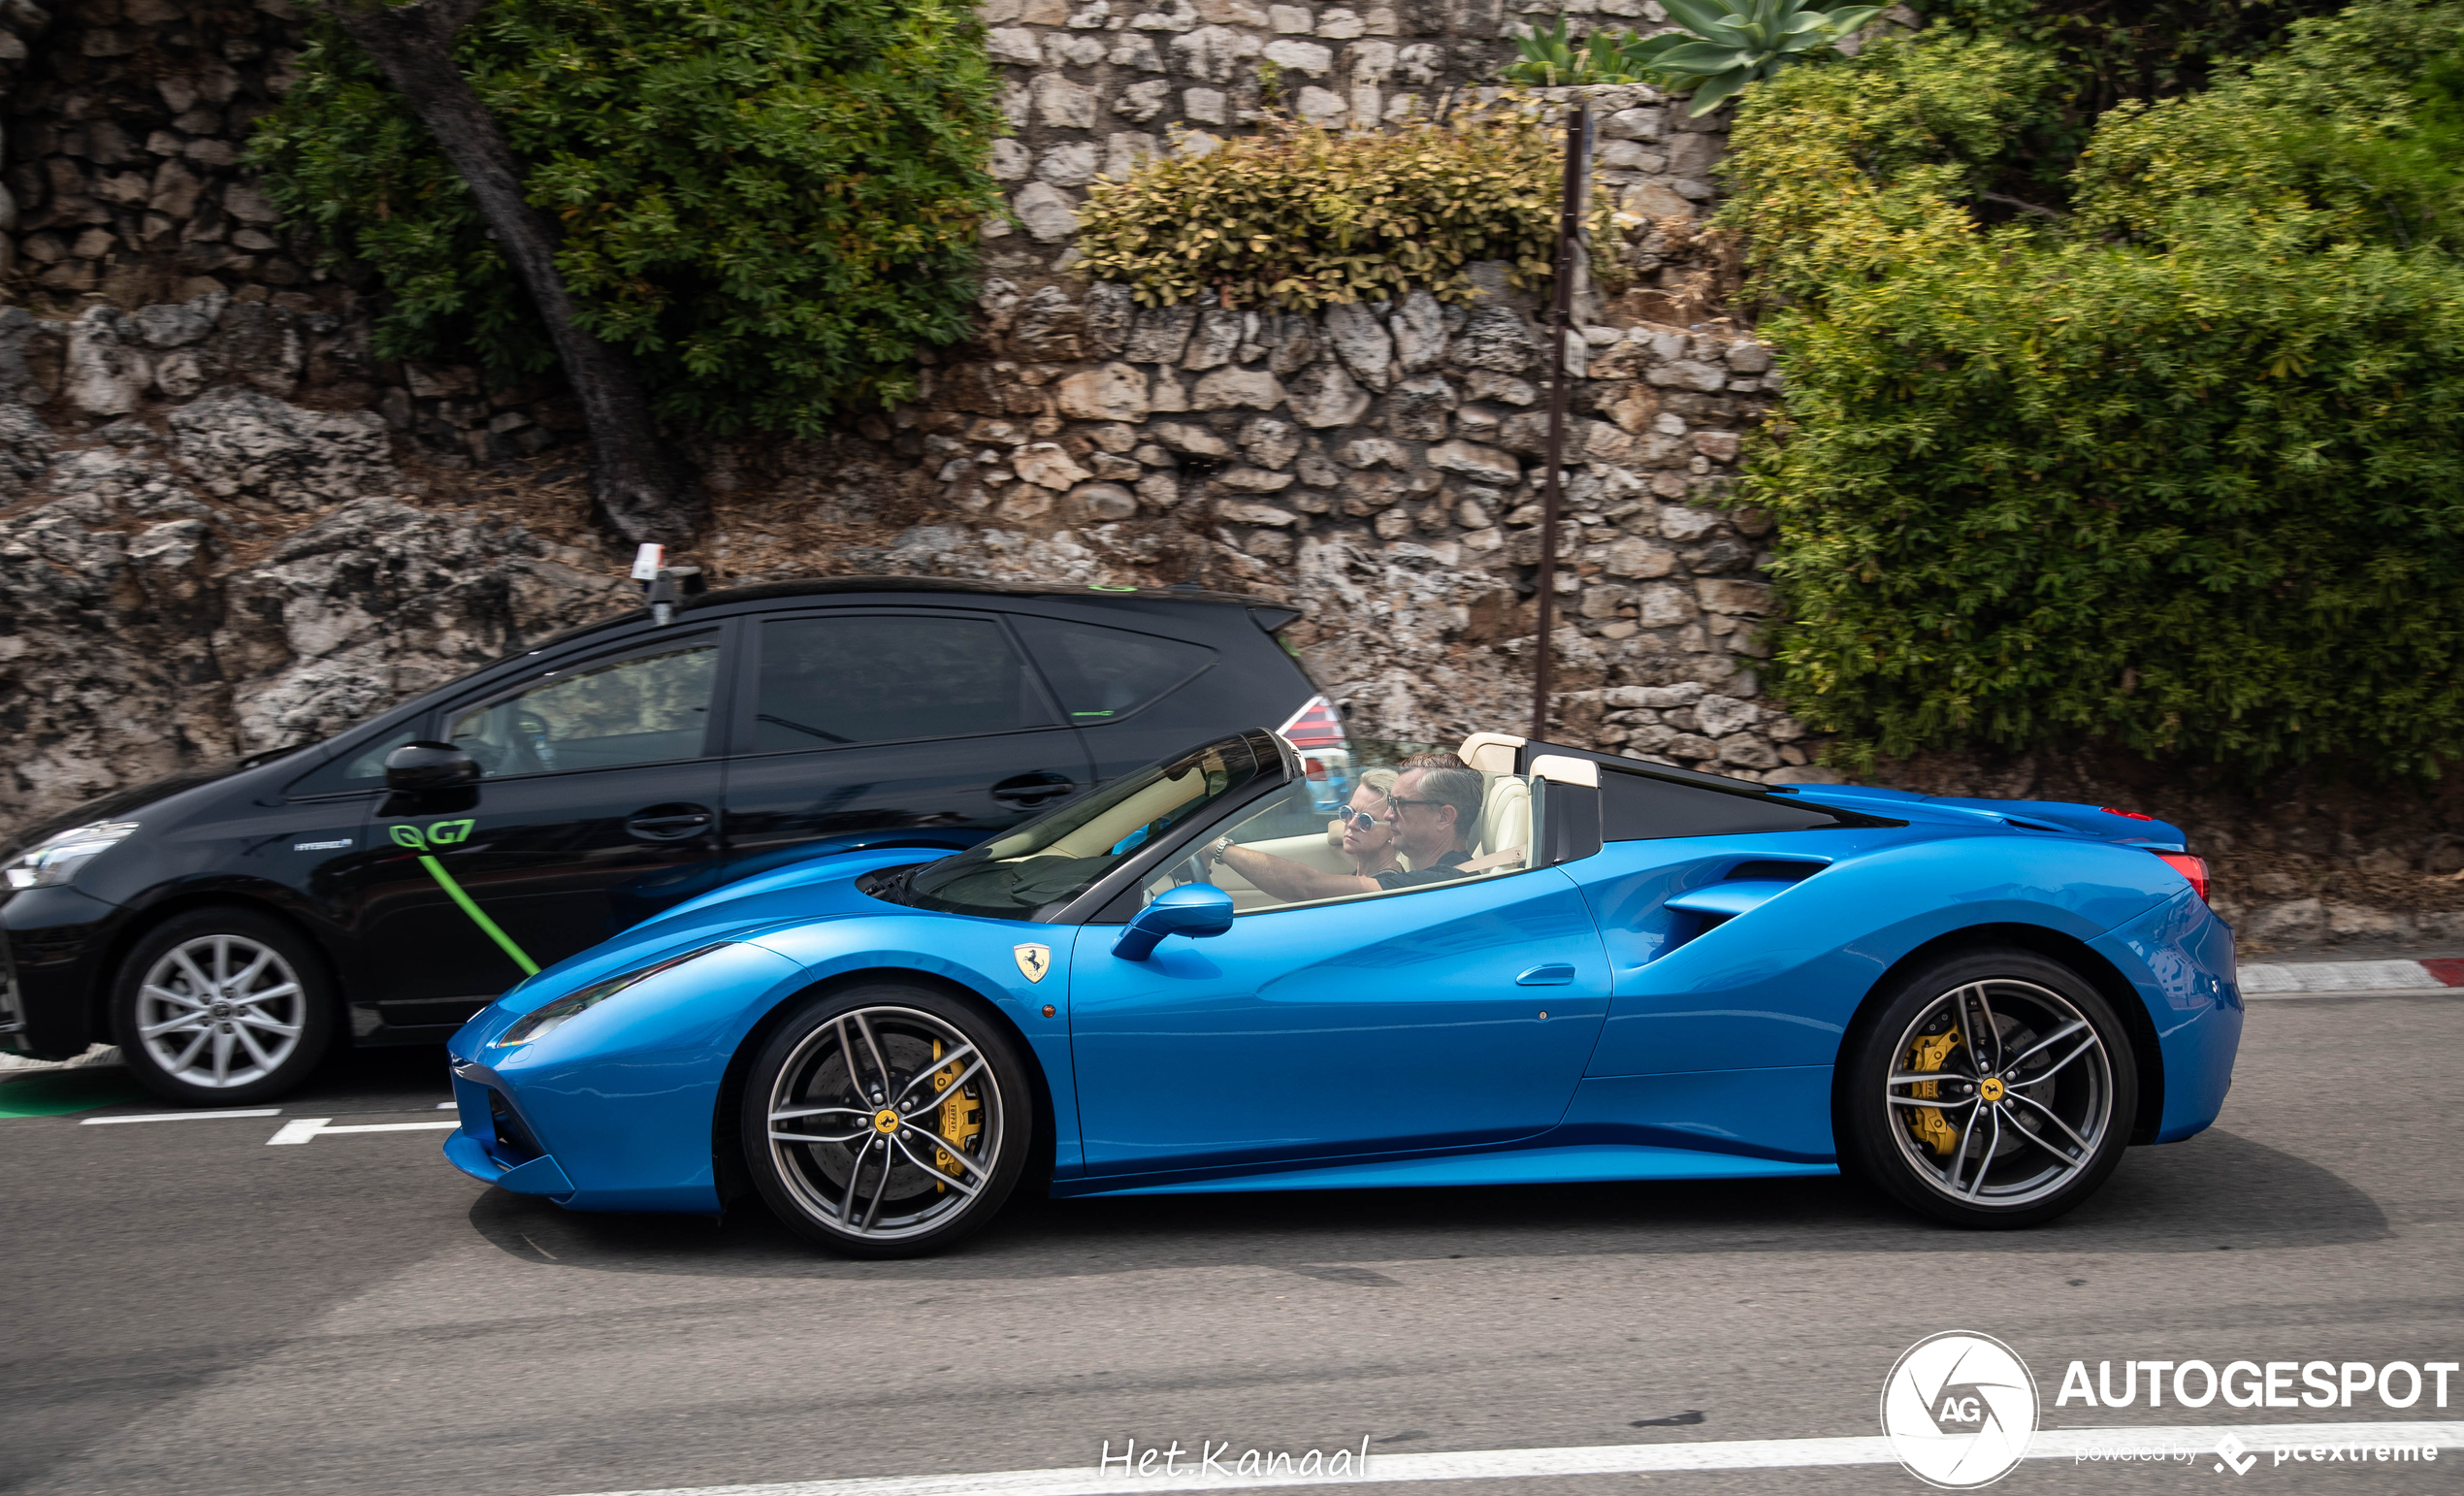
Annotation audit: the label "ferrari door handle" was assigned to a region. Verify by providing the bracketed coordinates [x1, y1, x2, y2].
[626, 804, 714, 841]
[1516, 962, 1576, 986]
[990, 772, 1078, 807]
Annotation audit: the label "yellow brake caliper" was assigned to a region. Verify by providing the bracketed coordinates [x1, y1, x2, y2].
[928, 1040, 983, 1192]
[1905, 1027, 1961, 1155]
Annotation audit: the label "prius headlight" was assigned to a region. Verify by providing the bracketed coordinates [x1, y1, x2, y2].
[5, 821, 141, 890]
[495, 941, 736, 1047]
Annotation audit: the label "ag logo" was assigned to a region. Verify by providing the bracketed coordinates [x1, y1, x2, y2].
[1013, 943, 1051, 984]
[1881, 1331, 2037, 1488]
[389, 820, 474, 852]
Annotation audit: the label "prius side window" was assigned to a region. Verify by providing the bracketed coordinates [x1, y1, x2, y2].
[752, 615, 1053, 751]
[1011, 617, 1211, 725]
[446, 641, 719, 778]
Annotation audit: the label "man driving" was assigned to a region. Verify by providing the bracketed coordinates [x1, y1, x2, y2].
[1209, 752, 1485, 903]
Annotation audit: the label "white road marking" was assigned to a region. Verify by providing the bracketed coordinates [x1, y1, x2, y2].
[266, 1118, 459, 1145]
[2245, 989, 2458, 1001]
[438, 1101, 458, 1109]
[2239, 959, 2457, 993]
[566, 1421, 2464, 1496]
[81, 1108, 282, 1125]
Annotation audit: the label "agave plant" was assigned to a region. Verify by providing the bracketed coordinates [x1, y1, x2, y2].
[1504, 16, 1667, 87]
[1636, 0, 1883, 115]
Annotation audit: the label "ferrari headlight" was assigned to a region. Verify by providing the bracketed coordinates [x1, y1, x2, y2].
[495, 941, 735, 1047]
[4, 821, 141, 890]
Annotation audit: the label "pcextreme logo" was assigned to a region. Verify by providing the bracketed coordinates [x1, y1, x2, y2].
[1882, 1331, 2040, 1488]
[389, 820, 474, 851]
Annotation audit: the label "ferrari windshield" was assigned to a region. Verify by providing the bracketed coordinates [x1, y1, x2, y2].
[906, 732, 1281, 920]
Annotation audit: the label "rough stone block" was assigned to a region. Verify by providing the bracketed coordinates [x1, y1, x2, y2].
[988, 26, 1043, 63]
[1696, 577, 1771, 615]
[1037, 142, 1100, 185]
[1015, 442, 1094, 490]
[1646, 359, 1727, 393]
[1386, 374, 1454, 440]
[1321, 302, 1392, 391]
[1239, 416, 1302, 469]
[1125, 304, 1197, 363]
[1183, 307, 1244, 370]
[1284, 362, 1367, 427]
[1072, 482, 1140, 520]
[1055, 362, 1151, 422]
[1263, 37, 1334, 73]
[1221, 467, 1296, 493]
[1192, 366, 1284, 409]
[1221, 498, 1299, 524]
[1691, 429, 1739, 462]
[1603, 537, 1674, 578]
[1426, 438, 1518, 485]
[1115, 79, 1172, 119]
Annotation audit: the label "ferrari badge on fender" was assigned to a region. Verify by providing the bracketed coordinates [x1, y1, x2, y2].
[1014, 943, 1052, 983]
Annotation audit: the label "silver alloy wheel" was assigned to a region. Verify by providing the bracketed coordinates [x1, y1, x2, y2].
[135, 934, 308, 1090]
[763, 1004, 1004, 1244]
[1882, 978, 2113, 1209]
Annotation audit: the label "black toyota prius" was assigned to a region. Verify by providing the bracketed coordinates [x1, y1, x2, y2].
[0, 578, 1352, 1104]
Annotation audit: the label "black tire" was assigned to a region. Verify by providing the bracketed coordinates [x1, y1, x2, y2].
[113, 906, 337, 1105]
[1840, 946, 2138, 1229]
[741, 983, 1032, 1259]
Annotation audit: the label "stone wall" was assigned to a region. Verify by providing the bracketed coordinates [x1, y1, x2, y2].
[2, 0, 2461, 951]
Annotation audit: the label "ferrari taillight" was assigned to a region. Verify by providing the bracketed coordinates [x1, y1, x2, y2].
[1278, 695, 1346, 751]
[2155, 852, 2210, 902]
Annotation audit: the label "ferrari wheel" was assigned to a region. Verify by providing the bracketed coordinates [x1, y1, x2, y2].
[742, 984, 1031, 1258]
[113, 907, 336, 1105]
[1842, 948, 2138, 1229]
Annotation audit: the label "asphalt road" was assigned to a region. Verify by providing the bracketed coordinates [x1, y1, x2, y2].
[3, 992, 2458, 1496]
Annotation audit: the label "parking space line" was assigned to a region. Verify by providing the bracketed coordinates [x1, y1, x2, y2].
[81, 1108, 282, 1125]
[267, 1118, 460, 1145]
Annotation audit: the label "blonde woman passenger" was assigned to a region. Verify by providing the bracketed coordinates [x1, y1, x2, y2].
[1209, 766, 1415, 905]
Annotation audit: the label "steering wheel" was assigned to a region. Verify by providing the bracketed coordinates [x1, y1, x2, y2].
[1168, 847, 1215, 888]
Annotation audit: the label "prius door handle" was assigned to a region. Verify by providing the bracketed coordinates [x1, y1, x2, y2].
[1516, 962, 1576, 986]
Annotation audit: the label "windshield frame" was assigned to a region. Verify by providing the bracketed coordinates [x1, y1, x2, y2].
[900, 729, 1294, 925]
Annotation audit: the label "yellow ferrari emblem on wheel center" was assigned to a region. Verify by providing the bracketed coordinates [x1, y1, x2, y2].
[1978, 1077, 2006, 1103]
[872, 1108, 899, 1134]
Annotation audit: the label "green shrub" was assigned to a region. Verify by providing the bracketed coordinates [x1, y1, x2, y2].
[1077, 112, 1608, 310]
[1723, 2, 2464, 777]
[248, 0, 1003, 435]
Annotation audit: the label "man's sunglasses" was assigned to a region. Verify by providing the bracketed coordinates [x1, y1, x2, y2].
[1336, 806, 1391, 832]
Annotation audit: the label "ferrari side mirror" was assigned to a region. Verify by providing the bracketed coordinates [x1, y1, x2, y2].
[385, 740, 481, 793]
[1113, 883, 1234, 960]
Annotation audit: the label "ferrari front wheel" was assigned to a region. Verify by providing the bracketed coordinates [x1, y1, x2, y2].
[742, 985, 1032, 1258]
[1841, 948, 2138, 1229]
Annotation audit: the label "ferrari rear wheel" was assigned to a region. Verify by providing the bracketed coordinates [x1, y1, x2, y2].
[1842, 948, 2138, 1229]
[742, 984, 1031, 1258]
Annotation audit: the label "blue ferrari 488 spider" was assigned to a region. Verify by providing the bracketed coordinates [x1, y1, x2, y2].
[444, 728, 2240, 1256]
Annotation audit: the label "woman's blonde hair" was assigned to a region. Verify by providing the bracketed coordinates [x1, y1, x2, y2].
[1354, 766, 1399, 804]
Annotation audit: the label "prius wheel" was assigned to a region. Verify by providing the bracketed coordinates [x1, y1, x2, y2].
[742, 985, 1031, 1258]
[1841, 948, 2137, 1229]
[113, 908, 336, 1105]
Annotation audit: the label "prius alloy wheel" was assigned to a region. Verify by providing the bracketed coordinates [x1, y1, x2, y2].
[1844, 949, 2137, 1228]
[114, 908, 336, 1104]
[743, 986, 1031, 1257]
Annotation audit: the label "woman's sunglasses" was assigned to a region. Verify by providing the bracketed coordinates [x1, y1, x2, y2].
[1337, 806, 1392, 833]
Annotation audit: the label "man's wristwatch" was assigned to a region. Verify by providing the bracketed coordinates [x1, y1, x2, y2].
[1210, 836, 1232, 864]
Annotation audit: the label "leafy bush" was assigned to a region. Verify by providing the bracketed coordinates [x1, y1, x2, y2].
[249, 0, 1003, 435]
[1724, 2, 2464, 777]
[1077, 112, 1605, 309]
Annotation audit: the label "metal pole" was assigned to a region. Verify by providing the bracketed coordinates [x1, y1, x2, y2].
[1531, 101, 1592, 742]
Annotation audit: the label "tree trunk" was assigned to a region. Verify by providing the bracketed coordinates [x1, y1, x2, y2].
[332, 0, 700, 544]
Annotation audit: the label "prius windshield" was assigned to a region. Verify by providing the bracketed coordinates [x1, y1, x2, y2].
[906, 732, 1280, 920]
